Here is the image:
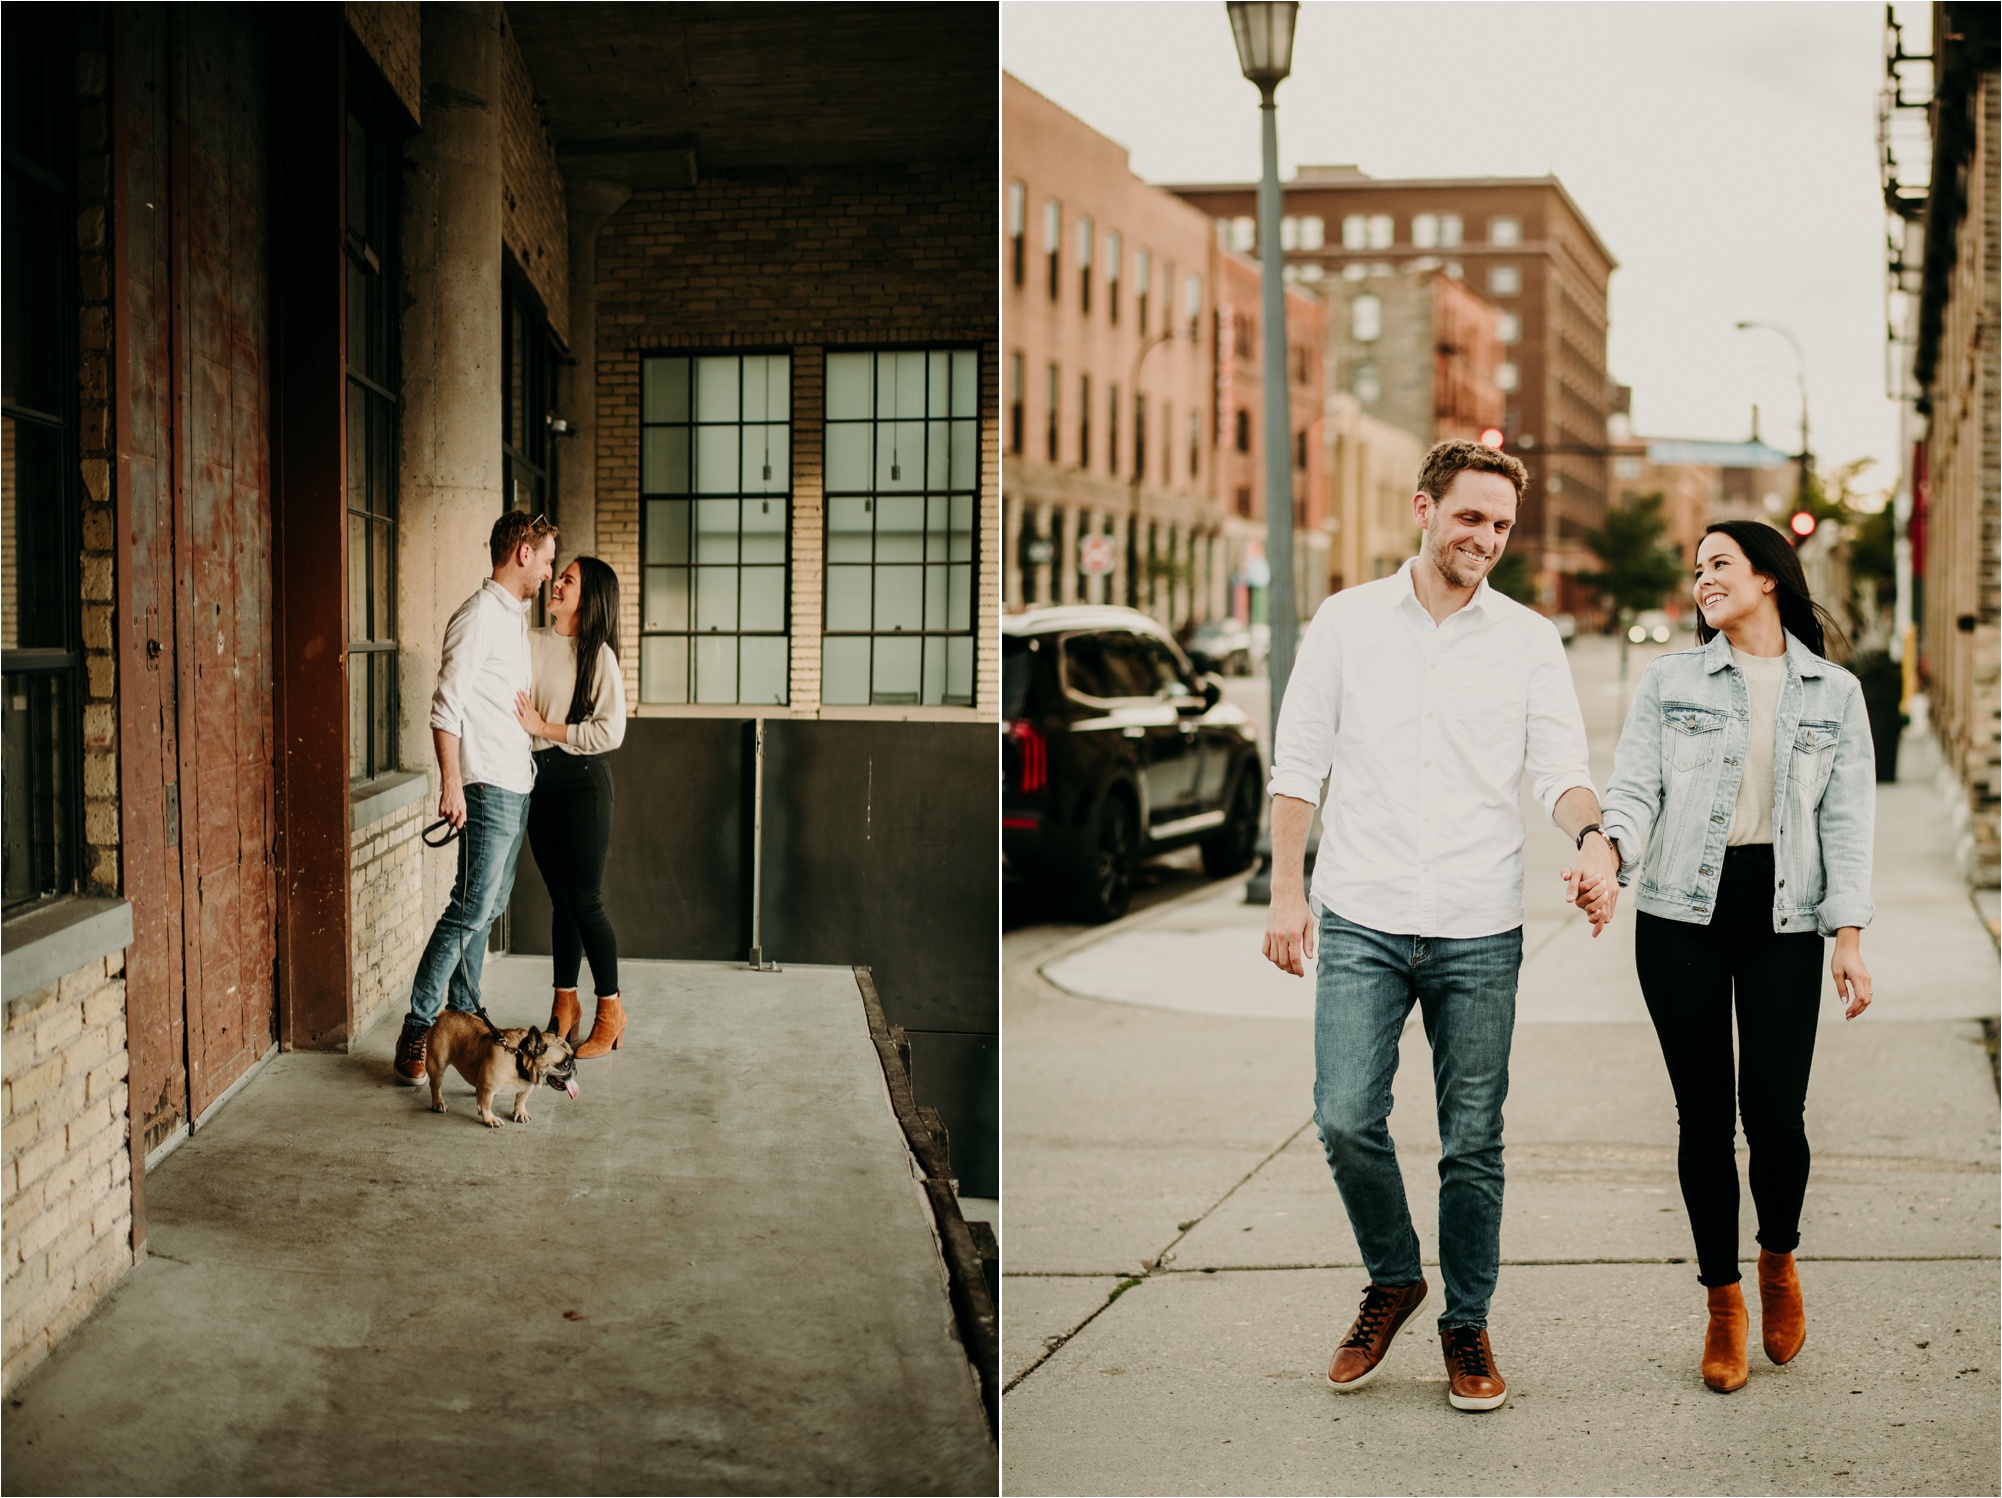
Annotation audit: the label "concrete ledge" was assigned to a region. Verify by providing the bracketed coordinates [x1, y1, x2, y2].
[1, 896, 132, 1008]
[349, 769, 428, 831]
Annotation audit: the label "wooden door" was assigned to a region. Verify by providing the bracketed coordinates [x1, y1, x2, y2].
[118, 6, 277, 1153]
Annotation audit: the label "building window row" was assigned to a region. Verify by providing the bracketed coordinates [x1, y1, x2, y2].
[1012, 179, 1186, 334]
[1327, 213, 1522, 252]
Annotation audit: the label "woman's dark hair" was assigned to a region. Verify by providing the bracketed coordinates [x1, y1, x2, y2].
[563, 556, 622, 725]
[1694, 520, 1847, 660]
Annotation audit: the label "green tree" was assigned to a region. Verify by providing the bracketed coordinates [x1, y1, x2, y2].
[1485, 548, 1539, 605]
[1579, 491, 1683, 629]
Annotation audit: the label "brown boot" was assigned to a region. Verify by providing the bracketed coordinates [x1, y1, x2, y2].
[1702, 1282, 1749, 1392]
[1758, 1250, 1805, 1365]
[574, 993, 626, 1059]
[1325, 1278, 1428, 1391]
[547, 988, 582, 1045]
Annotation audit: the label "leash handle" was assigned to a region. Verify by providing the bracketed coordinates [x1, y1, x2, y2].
[422, 817, 461, 848]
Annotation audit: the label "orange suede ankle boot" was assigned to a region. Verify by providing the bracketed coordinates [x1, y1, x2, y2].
[574, 993, 626, 1058]
[1702, 1282, 1749, 1392]
[547, 988, 582, 1045]
[1758, 1250, 1805, 1365]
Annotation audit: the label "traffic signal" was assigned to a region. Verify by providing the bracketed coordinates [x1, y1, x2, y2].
[1789, 511, 1817, 539]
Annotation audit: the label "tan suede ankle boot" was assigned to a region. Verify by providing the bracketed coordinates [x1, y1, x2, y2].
[547, 988, 581, 1045]
[1702, 1282, 1749, 1392]
[574, 993, 626, 1058]
[1758, 1250, 1805, 1364]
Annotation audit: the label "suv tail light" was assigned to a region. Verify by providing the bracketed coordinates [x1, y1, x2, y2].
[1008, 719, 1047, 792]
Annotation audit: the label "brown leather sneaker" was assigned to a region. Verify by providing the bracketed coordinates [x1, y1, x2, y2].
[1442, 1326, 1508, 1410]
[1326, 1278, 1429, 1392]
[393, 1021, 430, 1085]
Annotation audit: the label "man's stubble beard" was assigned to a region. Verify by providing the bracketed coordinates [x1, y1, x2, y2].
[1424, 522, 1497, 590]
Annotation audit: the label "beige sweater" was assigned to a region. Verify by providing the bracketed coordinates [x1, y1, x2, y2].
[527, 625, 628, 756]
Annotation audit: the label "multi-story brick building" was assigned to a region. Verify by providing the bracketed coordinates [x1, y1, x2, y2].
[0, 3, 998, 1394]
[1314, 265, 1504, 451]
[1173, 166, 1619, 614]
[1002, 73, 1326, 632]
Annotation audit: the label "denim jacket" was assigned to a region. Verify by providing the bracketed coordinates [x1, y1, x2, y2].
[1600, 630, 1875, 935]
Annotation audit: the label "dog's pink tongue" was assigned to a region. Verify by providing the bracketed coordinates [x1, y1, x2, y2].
[565, 1079, 578, 1099]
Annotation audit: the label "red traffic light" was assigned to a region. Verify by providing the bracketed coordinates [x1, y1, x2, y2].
[1789, 511, 1817, 538]
[1479, 428, 1505, 449]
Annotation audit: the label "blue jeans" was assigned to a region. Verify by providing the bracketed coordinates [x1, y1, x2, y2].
[1313, 910, 1522, 1330]
[406, 783, 532, 1027]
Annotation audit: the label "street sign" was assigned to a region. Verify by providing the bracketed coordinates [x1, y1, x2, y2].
[1078, 534, 1116, 575]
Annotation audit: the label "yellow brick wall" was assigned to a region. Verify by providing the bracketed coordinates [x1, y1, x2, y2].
[350, 799, 427, 1042]
[2, 951, 135, 1395]
[498, 9, 568, 346]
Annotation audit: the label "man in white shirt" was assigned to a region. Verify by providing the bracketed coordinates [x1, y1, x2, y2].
[394, 511, 558, 1084]
[1262, 440, 1619, 1411]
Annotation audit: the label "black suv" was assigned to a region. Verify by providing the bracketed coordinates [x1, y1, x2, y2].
[1003, 606, 1264, 922]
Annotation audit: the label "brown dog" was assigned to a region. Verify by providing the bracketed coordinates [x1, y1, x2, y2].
[424, 1010, 579, 1128]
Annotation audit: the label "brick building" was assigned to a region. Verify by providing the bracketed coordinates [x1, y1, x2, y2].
[0, 3, 998, 1394]
[1173, 167, 1620, 614]
[1314, 266, 1504, 452]
[1002, 73, 1327, 633]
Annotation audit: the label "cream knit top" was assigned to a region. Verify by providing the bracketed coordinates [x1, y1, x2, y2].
[526, 626, 628, 756]
[1727, 646, 1786, 845]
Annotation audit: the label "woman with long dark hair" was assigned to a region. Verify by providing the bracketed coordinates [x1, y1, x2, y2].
[1598, 519, 1876, 1393]
[514, 555, 629, 1058]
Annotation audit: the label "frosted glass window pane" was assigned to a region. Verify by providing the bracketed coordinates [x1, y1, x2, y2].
[949, 420, 976, 488]
[878, 351, 925, 420]
[876, 496, 924, 561]
[741, 497, 785, 562]
[641, 635, 687, 704]
[827, 497, 873, 561]
[947, 564, 971, 630]
[946, 636, 973, 705]
[694, 636, 736, 704]
[826, 424, 871, 490]
[695, 357, 739, 422]
[643, 428, 689, 494]
[821, 635, 870, 704]
[950, 494, 973, 532]
[826, 565, 872, 630]
[646, 500, 690, 563]
[739, 635, 787, 706]
[951, 351, 976, 416]
[643, 567, 688, 631]
[643, 358, 689, 422]
[695, 426, 740, 493]
[925, 421, 950, 490]
[740, 566, 785, 632]
[874, 565, 922, 631]
[741, 355, 789, 422]
[741, 426, 788, 493]
[695, 567, 738, 631]
[926, 495, 951, 554]
[871, 636, 921, 704]
[695, 500, 738, 563]
[826, 353, 873, 419]
[922, 636, 946, 704]
[928, 351, 952, 416]
[876, 421, 923, 490]
[924, 564, 949, 629]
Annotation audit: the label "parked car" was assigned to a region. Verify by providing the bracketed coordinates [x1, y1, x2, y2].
[1184, 617, 1255, 676]
[1551, 611, 1578, 644]
[1628, 609, 1673, 644]
[1004, 606, 1265, 922]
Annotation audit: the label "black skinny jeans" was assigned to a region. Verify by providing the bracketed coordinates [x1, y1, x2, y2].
[526, 748, 619, 997]
[1635, 844, 1823, 1287]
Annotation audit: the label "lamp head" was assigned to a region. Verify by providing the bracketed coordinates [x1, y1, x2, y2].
[1228, 2, 1298, 95]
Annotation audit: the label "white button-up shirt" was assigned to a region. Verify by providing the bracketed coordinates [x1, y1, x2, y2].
[1268, 558, 1595, 938]
[429, 579, 535, 795]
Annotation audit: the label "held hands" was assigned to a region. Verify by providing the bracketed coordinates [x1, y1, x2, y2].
[1560, 834, 1621, 937]
[1262, 890, 1316, 977]
[1832, 930, 1873, 1020]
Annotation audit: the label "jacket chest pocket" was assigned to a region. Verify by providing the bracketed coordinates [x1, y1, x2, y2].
[1662, 704, 1726, 773]
[1790, 721, 1839, 800]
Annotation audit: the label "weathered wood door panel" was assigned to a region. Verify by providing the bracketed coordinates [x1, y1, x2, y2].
[118, 5, 276, 1146]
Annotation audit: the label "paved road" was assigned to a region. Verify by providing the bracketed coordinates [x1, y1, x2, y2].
[1002, 634, 2000, 1496]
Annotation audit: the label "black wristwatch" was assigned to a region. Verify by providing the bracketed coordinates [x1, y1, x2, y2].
[1575, 822, 1607, 851]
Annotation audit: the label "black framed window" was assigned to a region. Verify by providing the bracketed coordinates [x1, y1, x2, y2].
[639, 353, 791, 706]
[502, 268, 556, 526]
[822, 349, 978, 707]
[3, 8, 83, 910]
[346, 104, 401, 782]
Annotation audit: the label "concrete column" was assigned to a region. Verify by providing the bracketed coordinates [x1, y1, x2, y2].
[399, 1, 504, 915]
[557, 178, 631, 562]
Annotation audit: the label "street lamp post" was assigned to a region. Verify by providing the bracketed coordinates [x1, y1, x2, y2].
[1735, 320, 1812, 514]
[1229, 0, 1299, 722]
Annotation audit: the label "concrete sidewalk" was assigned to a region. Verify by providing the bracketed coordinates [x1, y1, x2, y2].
[3, 958, 995, 1496]
[1002, 640, 1999, 1496]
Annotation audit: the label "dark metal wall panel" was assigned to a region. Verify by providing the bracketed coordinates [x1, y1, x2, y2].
[508, 719, 751, 963]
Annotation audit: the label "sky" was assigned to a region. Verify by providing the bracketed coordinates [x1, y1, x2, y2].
[1002, 1, 1910, 498]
